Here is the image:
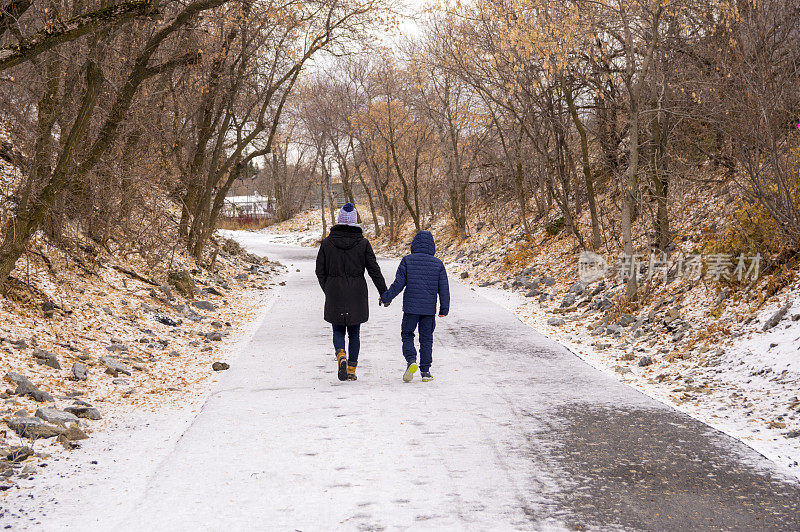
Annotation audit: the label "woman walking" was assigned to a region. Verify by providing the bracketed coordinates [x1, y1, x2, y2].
[316, 203, 387, 381]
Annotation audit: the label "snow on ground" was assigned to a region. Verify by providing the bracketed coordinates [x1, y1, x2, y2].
[475, 283, 800, 480]
[0, 286, 278, 528]
[239, 210, 327, 247]
[3, 234, 799, 530]
[262, 210, 800, 480]
[0, 232, 285, 495]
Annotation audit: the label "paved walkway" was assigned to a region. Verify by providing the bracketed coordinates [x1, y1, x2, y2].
[3, 238, 799, 530]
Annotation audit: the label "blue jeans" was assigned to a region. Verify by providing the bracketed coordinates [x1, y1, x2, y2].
[332, 324, 360, 366]
[401, 313, 436, 372]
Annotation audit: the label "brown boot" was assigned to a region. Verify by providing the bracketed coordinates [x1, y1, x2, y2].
[336, 349, 347, 381]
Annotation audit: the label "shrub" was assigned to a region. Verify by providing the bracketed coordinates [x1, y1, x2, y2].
[503, 239, 535, 270]
[708, 199, 783, 257]
[545, 216, 565, 236]
[221, 237, 243, 256]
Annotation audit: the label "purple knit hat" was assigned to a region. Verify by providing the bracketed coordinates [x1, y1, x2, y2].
[337, 202, 358, 225]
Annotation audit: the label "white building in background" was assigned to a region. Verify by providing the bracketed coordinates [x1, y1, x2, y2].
[222, 193, 274, 218]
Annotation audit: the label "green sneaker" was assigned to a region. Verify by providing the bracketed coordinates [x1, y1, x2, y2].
[421, 371, 434, 382]
[403, 362, 418, 383]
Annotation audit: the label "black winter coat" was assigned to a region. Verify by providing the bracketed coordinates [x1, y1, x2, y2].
[316, 225, 387, 326]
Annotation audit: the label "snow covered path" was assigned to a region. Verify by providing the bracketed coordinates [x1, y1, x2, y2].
[4, 237, 800, 530]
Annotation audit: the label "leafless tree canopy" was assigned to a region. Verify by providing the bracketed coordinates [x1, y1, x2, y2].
[0, 0, 387, 289]
[1, 0, 799, 299]
[274, 0, 800, 300]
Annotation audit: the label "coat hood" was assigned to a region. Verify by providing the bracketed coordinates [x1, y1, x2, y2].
[410, 230, 436, 255]
[329, 224, 364, 250]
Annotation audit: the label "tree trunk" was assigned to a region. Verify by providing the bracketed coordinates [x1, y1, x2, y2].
[514, 153, 530, 236]
[565, 82, 601, 249]
[622, 103, 639, 300]
[0, 0, 156, 71]
[320, 167, 327, 236]
[0, 62, 103, 291]
[355, 162, 380, 236]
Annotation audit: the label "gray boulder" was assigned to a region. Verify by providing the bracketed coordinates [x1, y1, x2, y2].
[106, 344, 128, 353]
[511, 275, 529, 288]
[32, 348, 61, 370]
[460, 271, 469, 279]
[618, 313, 636, 327]
[10, 339, 27, 350]
[6, 446, 34, 462]
[72, 362, 88, 381]
[192, 300, 217, 312]
[542, 277, 556, 287]
[62, 425, 88, 441]
[64, 406, 102, 420]
[158, 284, 175, 300]
[638, 356, 653, 367]
[547, 317, 565, 326]
[7, 417, 64, 439]
[590, 295, 613, 311]
[14, 380, 53, 402]
[568, 282, 585, 295]
[561, 293, 576, 308]
[180, 304, 203, 322]
[99, 356, 132, 376]
[4, 371, 31, 387]
[763, 301, 792, 331]
[35, 407, 80, 425]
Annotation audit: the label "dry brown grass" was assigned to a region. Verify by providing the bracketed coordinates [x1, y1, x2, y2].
[216, 216, 275, 231]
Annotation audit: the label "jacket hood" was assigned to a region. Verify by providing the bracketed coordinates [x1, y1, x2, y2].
[329, 224, 364, 250]
[410, 230, 436, 255]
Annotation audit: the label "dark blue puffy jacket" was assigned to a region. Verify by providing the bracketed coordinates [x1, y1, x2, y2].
[381, 231, 450, 316]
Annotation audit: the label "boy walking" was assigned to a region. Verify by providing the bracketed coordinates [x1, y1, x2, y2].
[380, 230, 450, 382]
